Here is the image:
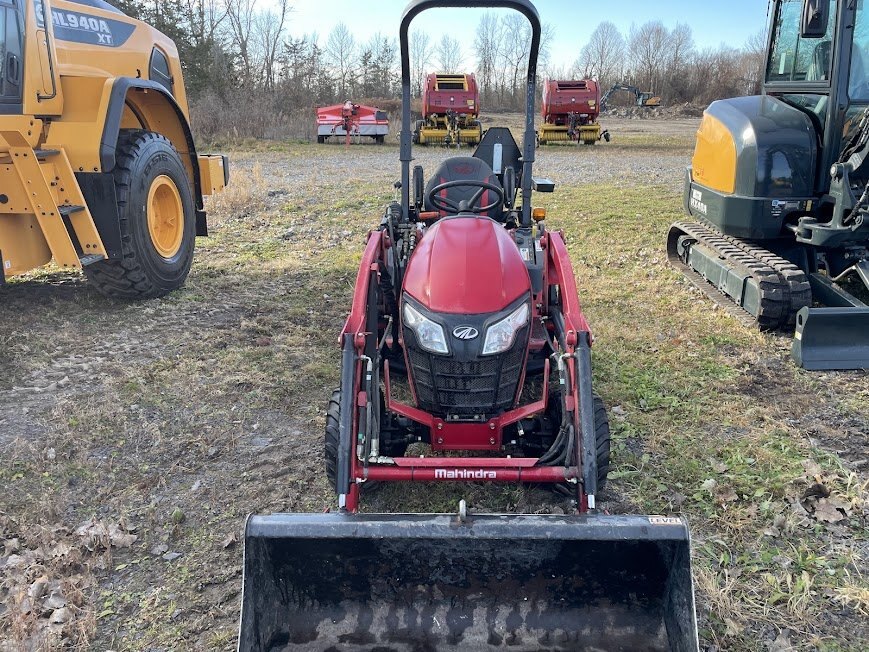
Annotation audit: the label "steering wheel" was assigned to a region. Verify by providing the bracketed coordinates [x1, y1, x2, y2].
[426, 180, 505, 215]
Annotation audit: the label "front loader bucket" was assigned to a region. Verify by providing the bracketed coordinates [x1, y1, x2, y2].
[239, 513, 698, 651]
[792, 307, 869, 370]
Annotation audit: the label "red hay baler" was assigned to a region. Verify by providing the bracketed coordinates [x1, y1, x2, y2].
[539, 79, 609, 145]
[414, 73, 483, 145]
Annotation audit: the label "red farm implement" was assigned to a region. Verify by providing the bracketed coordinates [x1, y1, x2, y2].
[316, 101, 390, 145]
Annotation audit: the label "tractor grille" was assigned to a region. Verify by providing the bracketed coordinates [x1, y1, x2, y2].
[406, 327, 528, 419]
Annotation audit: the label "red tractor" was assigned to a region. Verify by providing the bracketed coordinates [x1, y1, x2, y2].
[539, 79, 609, 145]
[239, 1, 697, 650]
[414, 72, 483, 145]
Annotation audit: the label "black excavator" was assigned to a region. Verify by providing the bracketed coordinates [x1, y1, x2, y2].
[669, 0, 869, 370]
[600, 83, 661, 110]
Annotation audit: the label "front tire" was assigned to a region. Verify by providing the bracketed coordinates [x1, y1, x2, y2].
[85, 130, 195, 299]
[591, 394, 611, 488]
[324, 388, 407, 494]
[325, 390, 341, 489]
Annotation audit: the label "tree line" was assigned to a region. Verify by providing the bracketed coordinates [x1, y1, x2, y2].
[570, 20, 766, 107]
[112, 1, 766, 141]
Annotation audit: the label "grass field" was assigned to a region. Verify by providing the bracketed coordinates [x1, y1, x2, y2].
[1, 121, 867, 651]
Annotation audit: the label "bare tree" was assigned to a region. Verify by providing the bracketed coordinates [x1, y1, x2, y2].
[184, 0, 228, 42]
[544, 62, 572, 81]
[538, 22, 556, 73]
[474, 12, 502, 98]
[669, 23, 694, 70]
[500, 13, 532, 107]
[409, 30, 432, 97]
[627, 21, 670, 92]
[741, 29, 768, 94]
[688, 46, 744, 104]
[255, 0, 290, 91]
[575, 21, 625, 88]
[325, 22, 356, 99]
[663, 23, 694, 101]
[435, 34, 463, 73]
[179, 0, 231, 96]
[225, 0, 257, 87]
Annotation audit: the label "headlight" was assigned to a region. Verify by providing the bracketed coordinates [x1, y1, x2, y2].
[403, 303, 449, 354]
[482, 303, 529, 355]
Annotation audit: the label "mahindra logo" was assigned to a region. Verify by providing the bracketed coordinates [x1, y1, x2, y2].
[435, 469, 497, 479]
[452, 326, 479, 340]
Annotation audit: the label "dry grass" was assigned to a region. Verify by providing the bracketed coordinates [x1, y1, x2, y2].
[0, 136, 867, 651]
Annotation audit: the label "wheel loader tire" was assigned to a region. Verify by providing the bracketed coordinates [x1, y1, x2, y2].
[317, 135, 325, 144]
[85, 130, 195, 299]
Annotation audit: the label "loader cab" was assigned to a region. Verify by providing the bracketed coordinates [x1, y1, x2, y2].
[0, 0, 24, 112]
[764, 0, 869, 189]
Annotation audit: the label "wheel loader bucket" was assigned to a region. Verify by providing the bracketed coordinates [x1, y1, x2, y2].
[792, 307, 869, 370]
[238, 513, 698, 651]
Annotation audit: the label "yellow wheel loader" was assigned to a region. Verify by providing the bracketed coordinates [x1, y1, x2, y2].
[0, 0, 227, 298]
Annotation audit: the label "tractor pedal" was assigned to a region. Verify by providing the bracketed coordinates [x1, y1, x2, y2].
[78, 254, 105, 266]
[33, 149, 60, 159]
[58, 204, 85, 217]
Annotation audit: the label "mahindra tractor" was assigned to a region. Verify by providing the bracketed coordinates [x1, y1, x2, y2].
[238, 2, 699, 650]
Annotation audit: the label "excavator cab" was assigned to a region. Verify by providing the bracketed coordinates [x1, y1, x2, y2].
[670, 0, 869, 370]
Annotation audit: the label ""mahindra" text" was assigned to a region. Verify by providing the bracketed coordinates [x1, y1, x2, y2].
[434, 469, 497, 479]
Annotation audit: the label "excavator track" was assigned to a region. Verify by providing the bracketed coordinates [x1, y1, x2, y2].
[667, 221, 811, 330]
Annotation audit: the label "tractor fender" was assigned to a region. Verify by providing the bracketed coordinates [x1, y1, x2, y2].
[100, 78, 207, 235]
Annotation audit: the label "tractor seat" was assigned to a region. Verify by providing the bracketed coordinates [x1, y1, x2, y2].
[424, 156, 504, 219]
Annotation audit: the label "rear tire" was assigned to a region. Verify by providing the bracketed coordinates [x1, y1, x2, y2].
[85, 130, 195, 299]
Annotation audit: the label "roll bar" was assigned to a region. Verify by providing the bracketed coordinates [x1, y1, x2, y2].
[399, 0, 541, 227]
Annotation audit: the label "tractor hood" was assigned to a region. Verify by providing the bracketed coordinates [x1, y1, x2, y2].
[403, 217, 530, 314]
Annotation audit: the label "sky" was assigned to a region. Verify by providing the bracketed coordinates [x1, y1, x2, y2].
[277, 0, 771, 70]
